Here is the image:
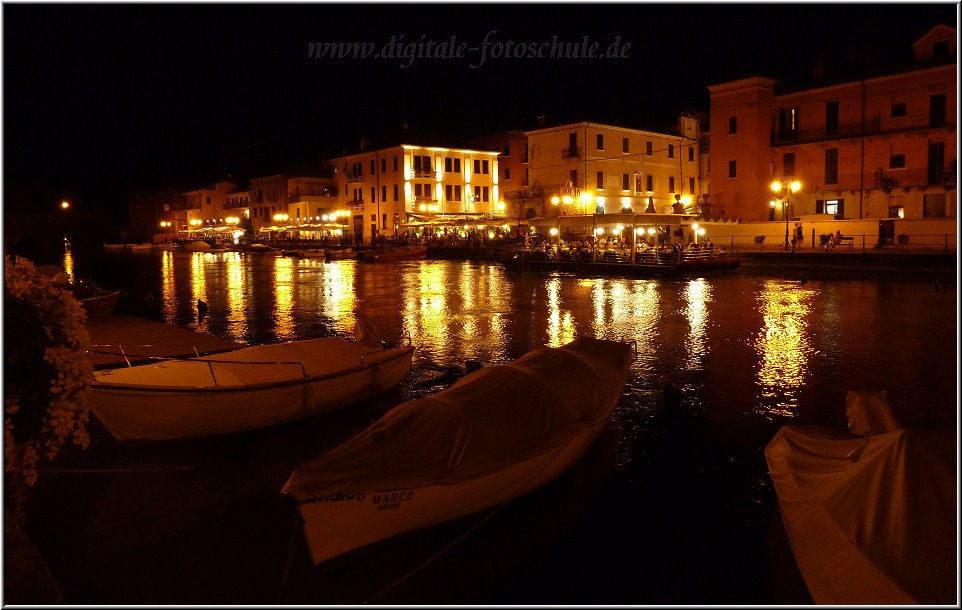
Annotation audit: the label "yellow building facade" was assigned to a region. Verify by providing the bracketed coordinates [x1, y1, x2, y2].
[524, 121, 705, 219]
[333, 144, 501, 244]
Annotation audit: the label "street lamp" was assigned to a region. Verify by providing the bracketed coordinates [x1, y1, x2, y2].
[770, 179, 801, 251]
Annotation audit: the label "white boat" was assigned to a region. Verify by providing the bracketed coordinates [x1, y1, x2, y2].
[87, 330, 415, 443]
[281, 336, 634, 565]
[765, 390, 956, 605]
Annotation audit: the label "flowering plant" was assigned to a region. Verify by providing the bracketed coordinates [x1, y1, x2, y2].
[4, 255, 93, 520]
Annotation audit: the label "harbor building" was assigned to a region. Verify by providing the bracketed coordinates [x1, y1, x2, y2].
[707, 24, 956, 232]
[332, 144, 501, 245]
[523, 120, 707, 221]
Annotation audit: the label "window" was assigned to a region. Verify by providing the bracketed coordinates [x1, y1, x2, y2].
[393, 184, 399, 201]
[596, 134, 604, 150]
[523, 168, 529, 186]
[825, 148, 839, 184]
[504, 167, 511, 180]
[889, 205, 904, 219]
[892, 103, 907, 118]
[370, 186, 376, 202]
[474, 159, 481, 174]
[454, 158, 461, 173]
[668, 144, 674, 159]
[569, 169, 578, 187]
[669, 177, 675, 193]
[504, 144, 510, 156]
[445, 184, 453, 201]
[646, 175, 653, 191]
[646, 141, 653, 155]
[688, 147, 695, 162]
[623, 173, 630, 191]
[623, 137, 629, 153]
[482, 186, 490, 202]
[728, 116, 737, 134]
[728, 160, 737, 178]
[454, 185, 461, 201]
[779, 107, 799, 140]
[824, 199, 842, 215]
[482, 160, 489, 174]
[381, 158, 387, 173]
[393, 156, 398, 171]
[930, 94, 946, 128]
[370, 160, 376, 175]
[568, 132, 578, 155]
[596, 171, 604, 189]
[779, 152, 794, 176]
[826, 100, 839, 136]
[689, 177, 695, 194]
[445, 158, 452, 172]
[382, 185, 387, 202]
[890, 154, 906, 169]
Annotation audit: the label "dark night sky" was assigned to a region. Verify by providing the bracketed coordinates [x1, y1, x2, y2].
[2, 3, 957, 222]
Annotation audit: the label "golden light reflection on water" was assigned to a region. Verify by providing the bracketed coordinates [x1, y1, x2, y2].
[754, 280, 815, 417]
[225, 253, 248, 339]
[273, 256, 295, 340]
[190, 253, 208, 331]
[546, 277, 576, 347]
[62, 249, 75, 281]
[404, 263, 448, 351]
[320, 260, 356, 324]
[159, 251, 178, 322]
[683, 279, 711, 371]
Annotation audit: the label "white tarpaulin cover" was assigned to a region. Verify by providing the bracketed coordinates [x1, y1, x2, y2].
[765, 390, 957, 605]
[283, 336, 632, 500]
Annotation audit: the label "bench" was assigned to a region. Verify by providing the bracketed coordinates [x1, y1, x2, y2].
[838, 236, 855, 250]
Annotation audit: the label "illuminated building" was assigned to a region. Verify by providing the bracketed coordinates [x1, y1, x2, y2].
[708, 25, 956, 227]
[524, 119, 706, 219]
[332, 144, 501, 245]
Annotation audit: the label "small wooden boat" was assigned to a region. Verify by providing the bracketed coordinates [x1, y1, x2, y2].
[360, 244, 427, 263]
[765, 390, 956, 605]
[324, 248, 358, 261]
[79, 289, 122, 317]
[87, 330, 415, 443]
[281, 336, 634, 565]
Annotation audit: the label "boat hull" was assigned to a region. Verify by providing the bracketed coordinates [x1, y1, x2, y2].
[87, 339, 414, 442]
[283, 336, 633, 565]
[80, 290, 122, 317]
[296, 421, 607, 565]
[362, 245, 427, 263]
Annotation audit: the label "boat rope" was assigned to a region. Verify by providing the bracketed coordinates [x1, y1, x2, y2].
[23, 466, 197, 474]
[277, 512, 304, 603]
[363, 500, 510, 604]
[364, 443, 571, 604]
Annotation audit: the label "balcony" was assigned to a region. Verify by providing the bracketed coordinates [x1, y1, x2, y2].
[346, 174, 364, 183]
[561, 147, 580, 160]
[771, 117, 957, 146]
[412, 168, 435, 178]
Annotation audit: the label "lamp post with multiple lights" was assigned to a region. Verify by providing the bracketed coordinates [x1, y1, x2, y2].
[770, 179, 801, 251]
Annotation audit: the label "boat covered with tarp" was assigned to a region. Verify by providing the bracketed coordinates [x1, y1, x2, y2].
[765, 390, 957, 605]
[281, 336, 634, 565]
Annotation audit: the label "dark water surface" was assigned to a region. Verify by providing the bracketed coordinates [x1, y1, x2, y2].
[28, 250, 957, 604]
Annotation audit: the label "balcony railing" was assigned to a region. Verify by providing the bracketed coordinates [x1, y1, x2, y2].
[561, 147, 580, 160]
[346, 175, 364, 183]
[772, 117, 957, 146]
[412, 168, 435, 178]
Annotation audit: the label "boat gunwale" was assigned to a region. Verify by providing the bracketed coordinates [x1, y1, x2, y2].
[91, 343, 415, 393]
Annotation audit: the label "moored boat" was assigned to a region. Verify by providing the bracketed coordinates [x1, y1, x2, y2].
[87, 328, 415, 442]
[765, 390, 956, 605]
[502, 245, 741, 277]
[281, 336, 634, 565]
[359, 244, 427, 263]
